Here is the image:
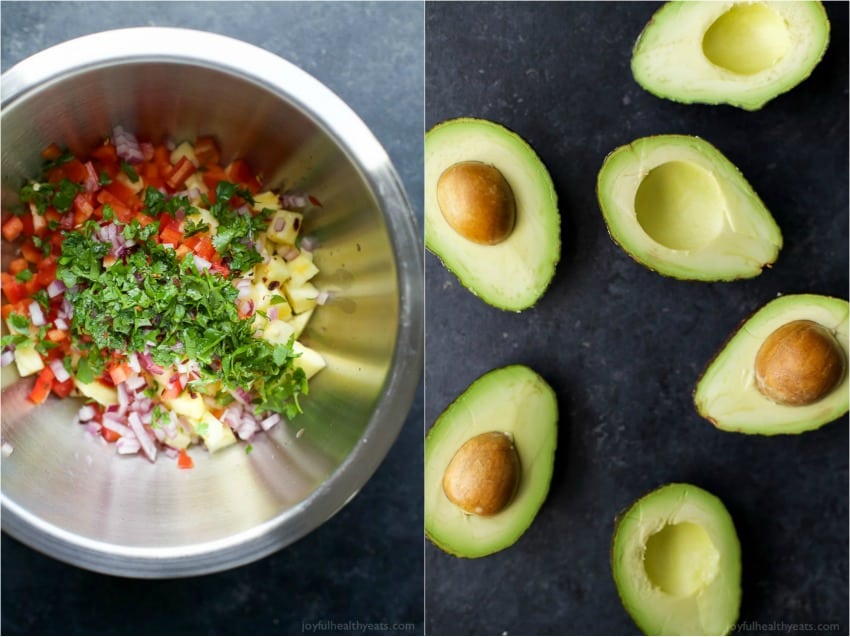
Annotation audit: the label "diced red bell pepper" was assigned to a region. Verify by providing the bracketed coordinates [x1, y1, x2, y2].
[192, 235, 216, 262]
[40, 143, 64, 161]
[28, 366, 55, 404]
[96, 190, 133, 223]
[90, 142, 118, 164]
[1, 216, 24, 242]
[105, 180, 141, 211]
[101, 426, 121, 443]
[165, 156, 197, 191]
[193, 136, 221, 166]
[177, 448, 194, 469]
[226, 159, 260, 193]
[108, 362, 133, 386]
[51, 376, 75, 398]
[1, 272, 27, 304]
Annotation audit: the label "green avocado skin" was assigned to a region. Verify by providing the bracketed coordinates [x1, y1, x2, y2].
[631, 1, 830, 111]
[425, 118, 560, 312]
[611, 483, 742, 636]
[425, 365, 558, 559]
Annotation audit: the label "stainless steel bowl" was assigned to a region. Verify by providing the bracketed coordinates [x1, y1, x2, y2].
[0, 27, 422, 577]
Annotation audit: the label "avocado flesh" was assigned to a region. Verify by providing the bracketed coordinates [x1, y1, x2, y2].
[425, 365, 558, 558]
[631, 1, 830, 111]
[597, 134, 782, 281]
[425, 118, 560, 311]
[612, 483, 741, 636]
[695, 294, 849, 434]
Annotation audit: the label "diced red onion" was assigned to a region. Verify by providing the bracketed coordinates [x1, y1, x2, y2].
[283, 247, 300, 261]
[273, 217, 286, 232]
[53, 318, 68, 331]
[138, 351, 165, 375]
[85, 421, 102, 437]
[237, 418, 259, 440]
[300, 236, 318, 252]
[229, 387, 252, 406]
[116, 382, 129, 410]
[260, 413, 281, 431]
[60, 297, 74, 319]
[267, 306, 279, 321]
[102, 415, 133, 438]
[116, 436, 141, 455]
[163, 446, 179, 459]
[113, 125, 144, 163]
[77, 404, 97, 422]
[127, 352, 141, 374]
[49, 358, 71, 383]
[128, 412, 157, 463]
[125, 373, 146, 392]
[0, 350, 14, 367]
[140, 142, 155, 161]
[29, 301, 46, 326]
[316, 290, 330, 306]
[280, 192, 308, 209]
[193, 255, 211, 272]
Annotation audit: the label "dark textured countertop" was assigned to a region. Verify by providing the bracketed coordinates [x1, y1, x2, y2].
[1, 2, 423, 635]
[425, 2, 848, 635]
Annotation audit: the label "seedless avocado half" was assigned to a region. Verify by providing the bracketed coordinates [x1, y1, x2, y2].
[632, 1, 830, 111]
[425, 365, 558, 558]
[695, 294, 849, 434]
[425, 118, 560, 312]
[612, 483, 741, 636]
[597, 134, 782, 281]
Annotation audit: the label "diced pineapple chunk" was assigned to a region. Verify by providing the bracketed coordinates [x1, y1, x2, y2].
[263, 319, 296, 345]
[183, 173, 208, 199]
[266, 210, 303, 245]
[249, 280, 274, 314]
[185, 206, 219, 233]
[288, 308, 314, 338]
[253, 191, 281, 211]
[74, 379, 118, 406]
[285, 281, 319, 314]
[288, 253, 319, 288]
[13, 344, 44, 377]
[116, 170, 144, 194]
[170, 140, 198, 166]
[163, 421, 193, 450]
[162, 390, 208, 420]
[254, 255, 291, 285]
[292, 342, 326, 379]
[190, 411, 236, 453]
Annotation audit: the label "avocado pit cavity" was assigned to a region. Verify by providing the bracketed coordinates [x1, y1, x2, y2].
[634, 160, 725, 251]
[442, 431, 520, 516]
[436, 161, 516, 245]
[754, 319, 845, 406]
[702, 3, 791, 76]
[644, 522, 720, 598]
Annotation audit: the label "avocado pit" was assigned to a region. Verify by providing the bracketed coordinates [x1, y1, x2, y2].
[436, 161, 516, 245]
[754, 319, 845, 406]
[442, 430, 520, 516]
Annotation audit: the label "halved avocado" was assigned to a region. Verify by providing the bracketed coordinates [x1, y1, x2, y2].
[695, 293, 849, 434]
[597, 134, 782, 281]
[632, 1, 830, 111]
[612, 483, 742, 636]
[425, 365, 558, 558]
[425, 118, 560, 311]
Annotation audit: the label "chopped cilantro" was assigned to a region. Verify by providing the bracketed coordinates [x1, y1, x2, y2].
[14, 269, 32, 282]
[120, 161, 139, 182]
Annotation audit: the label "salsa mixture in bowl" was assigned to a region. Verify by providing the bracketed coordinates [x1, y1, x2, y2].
[0, 27, 422, 577]
[2, 128, 327, 466]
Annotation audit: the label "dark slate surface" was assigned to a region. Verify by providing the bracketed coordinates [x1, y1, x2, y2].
[1, 2, 423, 635]
[425, 2, 848, 635]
